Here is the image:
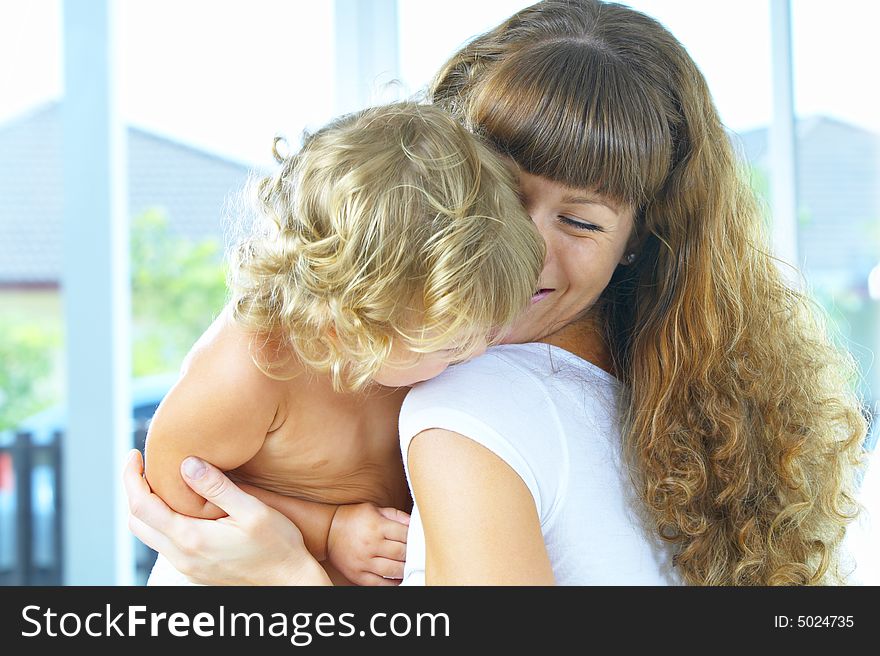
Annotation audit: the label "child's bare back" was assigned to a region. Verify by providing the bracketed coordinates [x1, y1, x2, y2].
[225, 340, 410, 512]
[146, 309, 409, 512]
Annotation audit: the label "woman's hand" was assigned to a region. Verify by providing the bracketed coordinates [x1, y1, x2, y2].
[123, 449, 331, 586]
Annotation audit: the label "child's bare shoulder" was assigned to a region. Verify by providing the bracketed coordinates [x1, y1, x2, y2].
[149, 308, 295, 442]
[144, 307, 293, 511]
[178, 307, 288, 395]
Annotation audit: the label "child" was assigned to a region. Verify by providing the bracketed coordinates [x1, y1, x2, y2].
[143, 102, 544, 585]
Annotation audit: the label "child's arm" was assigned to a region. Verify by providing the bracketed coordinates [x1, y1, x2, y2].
[144, 317, 281, 520]
[234, 482, 337, 560]
[237, 482, 410, 584]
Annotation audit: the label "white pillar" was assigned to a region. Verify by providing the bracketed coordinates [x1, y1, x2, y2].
[768, 0, 800, 274]
[334, 0, 400, 116]
[61, 0, 133, 584]
[870, 263, 880, 420]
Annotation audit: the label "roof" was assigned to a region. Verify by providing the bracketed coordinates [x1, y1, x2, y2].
[732, 117, 880, 277]
[0, 102, 260, 286]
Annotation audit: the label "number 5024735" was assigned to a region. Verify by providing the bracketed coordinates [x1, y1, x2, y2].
[775, 616, 854, 628]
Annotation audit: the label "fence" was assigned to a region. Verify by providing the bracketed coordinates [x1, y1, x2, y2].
[0, 423, 157, 585]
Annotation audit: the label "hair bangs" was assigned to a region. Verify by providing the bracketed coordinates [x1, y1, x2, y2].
[469, 39, 673, 208]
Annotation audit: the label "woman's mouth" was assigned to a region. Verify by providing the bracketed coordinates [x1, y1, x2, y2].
[531, 288, 554, 304]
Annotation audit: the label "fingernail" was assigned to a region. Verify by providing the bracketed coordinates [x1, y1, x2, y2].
[181, 456, 206, 480]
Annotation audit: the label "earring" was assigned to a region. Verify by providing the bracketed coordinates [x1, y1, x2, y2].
[623, 252, 637, 264]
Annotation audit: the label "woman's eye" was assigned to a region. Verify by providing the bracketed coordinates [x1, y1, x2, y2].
[558, 215, 602, 231]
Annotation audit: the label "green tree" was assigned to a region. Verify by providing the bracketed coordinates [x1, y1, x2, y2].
[0, 320, 60, 431]
[131, 208, 229, 376]
[0, 209, 228, 430]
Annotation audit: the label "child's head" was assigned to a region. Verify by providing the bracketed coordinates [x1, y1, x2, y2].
[229, 102, 544, 390]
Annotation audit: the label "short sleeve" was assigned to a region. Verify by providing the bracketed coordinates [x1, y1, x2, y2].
[399, 350, 567, 525]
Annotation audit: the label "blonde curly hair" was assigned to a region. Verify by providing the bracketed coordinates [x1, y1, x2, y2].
[228, 102, 544, 391]
[432, 0, 868, 584]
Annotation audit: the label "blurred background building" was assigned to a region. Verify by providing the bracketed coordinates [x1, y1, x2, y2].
[0, 0, 877, 585]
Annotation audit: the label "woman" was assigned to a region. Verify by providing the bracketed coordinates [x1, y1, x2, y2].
[125, 0, 868, 585]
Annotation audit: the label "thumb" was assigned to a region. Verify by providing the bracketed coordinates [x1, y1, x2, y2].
[180, 456, 259, 517]
[378, 506, 411, 526]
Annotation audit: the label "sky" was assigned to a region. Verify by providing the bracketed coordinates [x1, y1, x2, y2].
[1, 0, 878, 168]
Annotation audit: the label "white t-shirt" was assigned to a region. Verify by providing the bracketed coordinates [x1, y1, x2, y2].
[398, 342, 679, 585]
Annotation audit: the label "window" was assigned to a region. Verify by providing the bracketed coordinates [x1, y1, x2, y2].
[790, 0, 880, 418]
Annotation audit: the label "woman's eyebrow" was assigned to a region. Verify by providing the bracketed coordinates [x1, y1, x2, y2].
[561, 194, 620, 213]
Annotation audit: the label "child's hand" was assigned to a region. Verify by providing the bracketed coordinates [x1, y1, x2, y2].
[326, 503, 410, 586]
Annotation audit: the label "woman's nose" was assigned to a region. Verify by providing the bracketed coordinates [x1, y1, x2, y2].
[529, 212, 556, 266]
[528, 209, 549, 234]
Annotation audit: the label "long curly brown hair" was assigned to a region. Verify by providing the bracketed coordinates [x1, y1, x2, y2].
[431, 0, 868, 584]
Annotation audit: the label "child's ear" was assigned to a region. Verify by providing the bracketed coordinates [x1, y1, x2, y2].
[322, 324, 340, 353]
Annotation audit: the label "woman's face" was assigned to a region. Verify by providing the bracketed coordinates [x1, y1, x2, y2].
[503, 171, 636, 345]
